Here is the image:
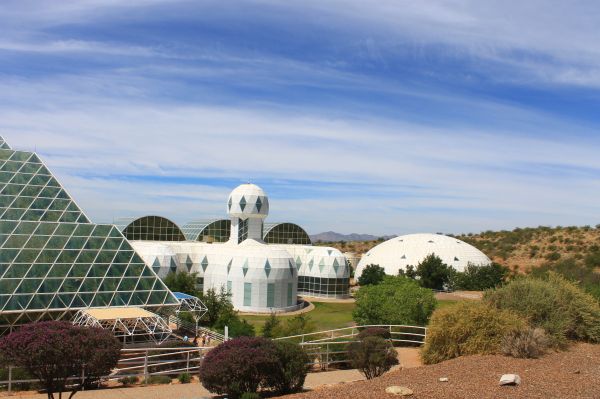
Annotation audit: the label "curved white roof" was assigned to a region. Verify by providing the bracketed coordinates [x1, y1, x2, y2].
[228, 183, 269, 219]
[355, 233, 491, 278]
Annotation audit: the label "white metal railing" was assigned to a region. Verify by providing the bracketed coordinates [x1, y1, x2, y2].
[0, 346, 209, 394]
[167, 315, 225, 343]
[1, 325, 427, 392]
[275, 324, 427, 345]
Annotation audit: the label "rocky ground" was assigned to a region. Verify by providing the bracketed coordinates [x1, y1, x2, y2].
[282, 343, 600, 399]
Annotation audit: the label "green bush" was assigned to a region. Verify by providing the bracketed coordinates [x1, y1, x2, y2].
[357, 264, 386, 286]
[452, 262, 509, 290]
[213, 305, 256, 338]
[501, 327, 548, 359]
[270, 341, 310, 394]
[144, 375, 172, 385]
[358, 327, 391, 340]
[416, 254, 455, 290]
[199, 337, 280, 398]
[117, 376, 138, 386]
[484, 273, 600, 348]
[422, 301, 525, 364]
[348, 336, 398, 379]
[261, 313, 281, 338]
[240, 393, 261, 399]
[353, 276, 436, 326]
[178, 372, 191, 384]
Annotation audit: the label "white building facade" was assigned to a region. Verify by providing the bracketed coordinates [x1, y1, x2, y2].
[123, 184, 350, 313]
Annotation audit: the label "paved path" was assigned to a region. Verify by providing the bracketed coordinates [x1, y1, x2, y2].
[2, 349, 422, 399]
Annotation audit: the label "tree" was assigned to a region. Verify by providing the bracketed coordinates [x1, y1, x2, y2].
[353, 276, 437, 326]
[261, 313, 282, 338]
[453, 262, 509, 290]
[348, 336, 398, 379]
[164, 271, 200, 297]
[200, 286, 234, 327]
[0, 321, 121, 399]
[279, 314, 316, 338]
[358, 264, 386, 286]
[416, 254, 455, 290]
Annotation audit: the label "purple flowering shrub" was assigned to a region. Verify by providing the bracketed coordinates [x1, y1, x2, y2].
[0, 321, 121, 399]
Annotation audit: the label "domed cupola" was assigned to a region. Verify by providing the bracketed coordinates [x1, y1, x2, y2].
[228, 183, 270, 244]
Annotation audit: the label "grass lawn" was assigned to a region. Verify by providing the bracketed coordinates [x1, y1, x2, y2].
[242, 301, 356, 334]
[241, 299, 459, 335]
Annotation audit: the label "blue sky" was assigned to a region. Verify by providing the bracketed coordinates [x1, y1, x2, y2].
[1, 1, 599, 235]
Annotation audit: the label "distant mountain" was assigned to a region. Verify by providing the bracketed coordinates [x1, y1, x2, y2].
[310, 231, 395, 242]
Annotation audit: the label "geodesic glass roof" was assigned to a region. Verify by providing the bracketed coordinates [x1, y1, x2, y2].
[0, 136, 179, 329]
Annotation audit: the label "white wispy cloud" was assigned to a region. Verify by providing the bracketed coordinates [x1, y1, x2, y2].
[0, 1, 599, 234]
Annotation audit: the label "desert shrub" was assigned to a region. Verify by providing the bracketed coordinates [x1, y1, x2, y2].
[144, 375, 172, 385]
[421, 301, 525, 364]
[118, 376, 138, 386]
[261, 313, 281, 338]
[545, 252, 561, 261]
[348, 336, 398, 379]
[0, 321, 121, 399]
[416, 254, 455, 290]
[199, 337, 279, 398]
[278, 314, 316, 338]
[213, 305, 256, 337]
[240, 393, 261, 399]
[502, 327, 549, 359]
[358, 327, 391, 340]
[453, 262, 509, 290]
[269, 341, 310, 394]
[358, 264, 386, 286]
[353, 276, 436, 326]
[178, 372, 191, 384]
[484, 274, 600, 347]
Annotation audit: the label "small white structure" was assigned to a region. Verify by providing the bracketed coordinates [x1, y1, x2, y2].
[125, 184, 350, 313]
[72, 307, 172, 344]
[355, 233, 491, 279]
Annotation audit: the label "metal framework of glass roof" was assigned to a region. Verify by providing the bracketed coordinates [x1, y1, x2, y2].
[180, 219, 231, 242]
[114, 216, 186, 241]
[263, 222, 312, 245]
[0, 136, 180, 334]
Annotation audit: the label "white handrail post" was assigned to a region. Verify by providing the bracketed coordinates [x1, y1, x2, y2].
[81, 364, 86, 391]
[8, 365, 12, 394]
[186, 351, 190, 371]
[143, 350, 149, 384]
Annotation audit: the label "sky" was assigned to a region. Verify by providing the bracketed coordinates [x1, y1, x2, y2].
[1, 0, 599, 235]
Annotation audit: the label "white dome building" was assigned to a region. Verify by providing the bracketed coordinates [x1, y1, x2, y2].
[355, 233, 491, 279]
[123, 183, 350, 313]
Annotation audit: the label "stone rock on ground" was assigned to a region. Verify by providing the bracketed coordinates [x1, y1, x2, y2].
[385, 386, 413, 396]
[499, 374, 521, 386]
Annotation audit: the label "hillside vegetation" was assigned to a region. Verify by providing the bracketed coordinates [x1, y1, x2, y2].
[317, 225, 600, 272]
[454, 225, 600, 272]
[316, 225, 600, 299]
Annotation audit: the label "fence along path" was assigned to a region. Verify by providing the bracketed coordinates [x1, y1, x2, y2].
[275, 324, 427, 344]
[0, 324, 426, 392]
[275, 324, 427, 370]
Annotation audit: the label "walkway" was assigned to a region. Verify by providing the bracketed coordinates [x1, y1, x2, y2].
[2, 348, 422, 399]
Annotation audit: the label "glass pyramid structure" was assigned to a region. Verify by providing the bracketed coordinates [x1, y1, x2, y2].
[0, 136, 179, 334]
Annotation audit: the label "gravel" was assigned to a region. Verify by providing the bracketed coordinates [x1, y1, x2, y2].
[282, 343, 600, 399]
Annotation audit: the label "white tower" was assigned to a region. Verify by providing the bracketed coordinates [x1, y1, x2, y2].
[227, 183, 269, 244]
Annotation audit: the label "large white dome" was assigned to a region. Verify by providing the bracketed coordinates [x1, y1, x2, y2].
[355, 233, 491, 278]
